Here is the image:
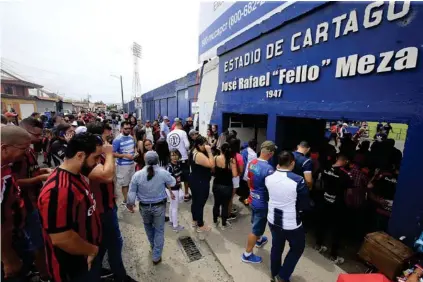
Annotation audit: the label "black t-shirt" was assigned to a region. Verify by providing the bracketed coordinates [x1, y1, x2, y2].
[50, 139, 67, 166]
[321, 166, 352, 206]
[371, 171, 397, 213]
[383, 124, 393, 134]
[166, 163, 182, 190]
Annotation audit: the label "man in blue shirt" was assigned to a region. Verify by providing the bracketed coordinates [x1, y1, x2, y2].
[292, 141, 313, 190]
[113, 121, 136, 205]
[160, 116, 170, 140]
[266, 151, 310, 282]
[241, 141, 276, 264]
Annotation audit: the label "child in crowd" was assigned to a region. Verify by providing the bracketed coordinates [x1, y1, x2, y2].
[166, 149, 185, 232]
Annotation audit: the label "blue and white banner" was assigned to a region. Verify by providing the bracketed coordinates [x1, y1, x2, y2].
[199, 1, 294, 62]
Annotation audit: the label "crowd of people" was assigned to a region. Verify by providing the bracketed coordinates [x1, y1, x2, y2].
[1, 110, 405, 282]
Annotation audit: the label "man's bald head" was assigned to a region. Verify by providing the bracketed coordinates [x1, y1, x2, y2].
[1, 125, 30, 145]
[1, 126, 31, 164]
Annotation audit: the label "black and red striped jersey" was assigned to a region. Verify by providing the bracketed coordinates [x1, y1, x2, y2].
[38, 167, 102, 282]
[12, 147, 43, 211]
[1, 164, 26, 233]
[90, 154, 116, 214]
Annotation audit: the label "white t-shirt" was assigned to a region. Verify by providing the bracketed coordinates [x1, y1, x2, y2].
[144, 126, 154, 143]
[167, 129, 190, 160]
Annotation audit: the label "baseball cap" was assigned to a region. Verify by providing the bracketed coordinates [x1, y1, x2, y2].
[189, 129, 199, 136]
[75, 126, 87, 134]
[343, 123, 348, 127]
[174, 117, 180, 122]
[260, 141, 277, 152]
[145, 151, 159, 165]
[163, 116, 169, 120]
[71, 121, 78, 126]
[4, 112, 17, 117]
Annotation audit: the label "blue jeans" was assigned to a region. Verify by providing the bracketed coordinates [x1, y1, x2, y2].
[139, 203, 166, 261]
[93, 206, 126, 281]
[251, 208, 268, 237]
[269, 223, 305, 281]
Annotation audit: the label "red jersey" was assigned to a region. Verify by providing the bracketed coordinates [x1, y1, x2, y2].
[1, 164, 26, 233]
[38, 167, 102, 282]
[90, 154, 116, 215]
[12, 147, 43, 211]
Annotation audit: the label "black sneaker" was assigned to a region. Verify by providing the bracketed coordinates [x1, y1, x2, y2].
[101, 268, 114, 279]
[227, 213, 237, 221]
[184, 194, 192, 202]
[153, 257, 162, 265]
[165, 216, 170, 222]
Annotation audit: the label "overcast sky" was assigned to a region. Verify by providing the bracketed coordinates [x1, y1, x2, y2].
[0, 0, 200, 104]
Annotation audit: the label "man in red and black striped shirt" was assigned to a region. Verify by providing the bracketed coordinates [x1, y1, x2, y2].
[12, 117, 52, 281]
[1, 126, 31, 280]
[38, 133, 103, 282]
[86, 122, 132, 282]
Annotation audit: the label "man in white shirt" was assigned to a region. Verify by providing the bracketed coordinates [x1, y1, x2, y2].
[167, 121, 192, 201]
[143, 120, 154, 143]
[265, 150, 310, 282]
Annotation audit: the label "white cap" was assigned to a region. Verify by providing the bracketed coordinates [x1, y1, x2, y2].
[163, 116, 169, 120]
[71, 121, 78, 126]
[75, 126, 87, 134]
[343, 123, 348, 127]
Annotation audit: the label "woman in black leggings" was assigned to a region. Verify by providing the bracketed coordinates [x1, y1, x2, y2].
[189, 136, 214, 232]
[213, 143, 237, 230]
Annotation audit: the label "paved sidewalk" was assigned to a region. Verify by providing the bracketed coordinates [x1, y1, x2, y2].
[179, 195, 345, 282]
[112, 198, 233, 282]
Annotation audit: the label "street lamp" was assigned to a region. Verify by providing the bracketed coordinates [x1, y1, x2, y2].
[110, 74, 127, 112]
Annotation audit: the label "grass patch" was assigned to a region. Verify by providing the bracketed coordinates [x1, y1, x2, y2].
[367, 122, 408, 141]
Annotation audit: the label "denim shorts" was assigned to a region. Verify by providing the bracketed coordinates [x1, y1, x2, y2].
[251, 208, 268, 237]
[24, 210, 44, 252]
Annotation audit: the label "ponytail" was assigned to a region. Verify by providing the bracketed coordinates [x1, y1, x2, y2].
[147, 165, 155, 181]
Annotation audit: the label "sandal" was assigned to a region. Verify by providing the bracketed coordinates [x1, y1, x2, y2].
[196, 225, 211, 233]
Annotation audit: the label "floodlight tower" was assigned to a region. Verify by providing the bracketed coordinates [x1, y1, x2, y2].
[132, 42, 142, 103]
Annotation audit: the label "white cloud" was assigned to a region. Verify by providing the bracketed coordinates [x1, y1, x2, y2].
[0, 0, 200, 103]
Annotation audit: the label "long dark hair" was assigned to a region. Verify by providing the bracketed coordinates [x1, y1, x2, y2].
[192, 135, 207, 155]
[155, 139, 170, 167]
[147, 165, 154, 181]
[220, 142, 232, 169]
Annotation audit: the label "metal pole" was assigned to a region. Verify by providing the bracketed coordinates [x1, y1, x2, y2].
[120, 75, 125, 112]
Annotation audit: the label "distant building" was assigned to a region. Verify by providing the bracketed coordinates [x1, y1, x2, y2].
[1, 69, 42, 119]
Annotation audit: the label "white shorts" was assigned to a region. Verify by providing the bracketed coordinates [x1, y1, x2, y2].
[116, 164, 135, 187]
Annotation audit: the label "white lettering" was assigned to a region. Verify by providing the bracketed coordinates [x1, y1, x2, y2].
[394, 47, 418, 71]
[387, 1, 411, 21]
[244, 53, 250, 66]
[291, 32, 301, 52]
[377, 51, 394, 73]
[308, 66, 320, 81]
[266, 43, 274, 60]
[363, 1, 384, 29]
[332, 13, 348, 38]
[303, 28, 313, 47]
[343, 10, 359, 35]
[315, 22, 329, 44]
[357, 55, 376, 74]
[224, 61, 228, 73]
[336, 54, 358, 77]
[274, 39, 284, 57]
[286, 70, 295, 83]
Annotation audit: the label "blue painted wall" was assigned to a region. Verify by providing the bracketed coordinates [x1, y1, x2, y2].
[140, 70, 199, 122]
[212, 1, 423, 242]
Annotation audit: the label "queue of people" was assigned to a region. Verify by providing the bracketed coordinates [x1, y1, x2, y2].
[1, 111, 406, 282]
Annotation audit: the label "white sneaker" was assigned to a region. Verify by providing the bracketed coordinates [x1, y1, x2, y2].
[315, 245, 328, 253]
[331, 256, 345, 265]
[173, 225, 185, 232]
[221, 221, 232, 230]
[214, 219, 220, 228]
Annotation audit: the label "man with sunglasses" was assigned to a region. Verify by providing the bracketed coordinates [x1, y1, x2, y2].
[1, 126, 32, 281]
[113, 121, 136, 206]
[38, 133, 103, 282]
[12, 117, 52, 281]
